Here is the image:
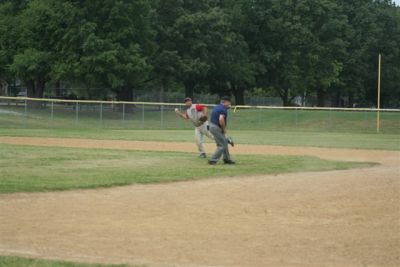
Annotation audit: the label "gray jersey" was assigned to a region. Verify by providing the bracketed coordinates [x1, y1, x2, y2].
[186, 104, 205, 127]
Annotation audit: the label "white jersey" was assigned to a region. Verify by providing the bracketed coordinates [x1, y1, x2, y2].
[186, 104, 205, 127]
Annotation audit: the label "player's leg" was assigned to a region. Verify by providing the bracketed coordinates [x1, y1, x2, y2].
[222, 144, 231, 162]
[202, 122, 214, 140]
[195, 127, 206, 157]
[209, 123, 229, 164]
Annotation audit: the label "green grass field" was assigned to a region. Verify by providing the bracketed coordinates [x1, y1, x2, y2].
[0, 144, 374, 194]
[0, 103, 399, 133]
[0, 102, 393, 267]
[0, 102, 398, 151]
[0, 128, 398, 150]
[0, 256, 131, 267]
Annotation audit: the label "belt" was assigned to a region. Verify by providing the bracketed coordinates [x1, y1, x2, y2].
[210, 122, 221, 128]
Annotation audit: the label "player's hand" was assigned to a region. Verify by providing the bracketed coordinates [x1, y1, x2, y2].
[199, 115, 208, 123]
[174, 108, 180, 113]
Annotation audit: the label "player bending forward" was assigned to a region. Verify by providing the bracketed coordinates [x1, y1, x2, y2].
[175, 97, 214, 158]
[208, 96, 235, 165]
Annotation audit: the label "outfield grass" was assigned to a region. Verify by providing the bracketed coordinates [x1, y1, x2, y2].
[0, 144, 374, 194]
[0, 256, 131, 267]
[0, 102, 398, 151]
[0, 103, 399, 134]
[0, 128, 398, 150]
[230, 108, 400, 133]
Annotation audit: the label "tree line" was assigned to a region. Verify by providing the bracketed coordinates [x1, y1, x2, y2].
[0, 0, 399, 107]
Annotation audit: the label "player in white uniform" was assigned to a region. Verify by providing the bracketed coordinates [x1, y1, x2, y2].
[175, 97, 214, 158]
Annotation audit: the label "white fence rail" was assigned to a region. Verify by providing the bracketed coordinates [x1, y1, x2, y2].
[0, 96, 399, 133]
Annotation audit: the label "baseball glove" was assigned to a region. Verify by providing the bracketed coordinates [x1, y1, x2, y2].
[199, 115, 208, 123]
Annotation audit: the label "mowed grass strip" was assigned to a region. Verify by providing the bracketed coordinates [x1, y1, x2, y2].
[1, 104, 399, 150]
[1, 105, 399, 134]
[0, 144, 374, 194]
[0, 256, 132, 267]
[0, 128, 398, 151]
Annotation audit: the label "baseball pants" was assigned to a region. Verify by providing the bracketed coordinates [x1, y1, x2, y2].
[209, 123, 231, 162]
[195, 122, 214, 154]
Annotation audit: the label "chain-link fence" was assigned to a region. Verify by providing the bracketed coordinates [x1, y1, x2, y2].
[0, 97, 399, 134]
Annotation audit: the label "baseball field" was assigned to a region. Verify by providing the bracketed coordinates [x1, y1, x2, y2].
[0, 104, 399, 267]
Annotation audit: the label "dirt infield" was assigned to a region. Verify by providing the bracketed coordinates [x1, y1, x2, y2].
[0, 136, 399, 267]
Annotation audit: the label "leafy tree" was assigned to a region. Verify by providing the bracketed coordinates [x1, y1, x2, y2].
[151, 0, 186, 100]
[169, 0, 220, 98]
[59, 0, 154, 101]
[242, 0, 312, 106]
[0, 0, 399, 107]
[7, 0, 62, 99]
[296, 0, 348, 107]
[369, 1, 400, 108]
[152, 0, 255, 104]
[0, 0, 27, 95]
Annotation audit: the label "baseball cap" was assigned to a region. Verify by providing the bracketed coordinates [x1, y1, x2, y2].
[221, 96, 231, 102]
[184, 97, 192, 102]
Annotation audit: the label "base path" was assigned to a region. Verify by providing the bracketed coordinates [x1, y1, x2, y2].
[0, 136, 399, 267]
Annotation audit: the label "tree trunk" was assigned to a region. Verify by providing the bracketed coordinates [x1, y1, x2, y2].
[184, 80, 195, 99]
[26, 80, 35, 98]
[348, 92, 354, 108]
[35, 80, 45, 98]
[0, 79, 8, 96]
[234, 86, 245, 105]
[55, 80, 61, 97]
[279, 88, 290, 106]
[159, 82, 165, 103]
[117, 86, 133, 101]
[317, 88, 325, 107]
[26, 79, 45, 108]
[117, 86, 134, 112]
[334, 89, 341, 107]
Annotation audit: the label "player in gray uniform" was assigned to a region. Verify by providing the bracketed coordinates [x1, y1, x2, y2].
[175, 97, 214, 158]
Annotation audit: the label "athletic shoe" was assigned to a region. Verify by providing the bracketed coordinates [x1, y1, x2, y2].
[199, 153, 207, 158]
[223, 159, 236, 165]
[208, 160, 217, 165]
[226, 136, 234, 147]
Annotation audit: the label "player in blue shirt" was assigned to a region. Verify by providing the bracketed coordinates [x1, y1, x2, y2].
[208, 96, 235, 165]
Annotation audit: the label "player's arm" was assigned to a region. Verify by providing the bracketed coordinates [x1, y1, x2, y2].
[174, 108, 189, 120]
[219, 114, 226, 134]
[196, 104, 208, 121]
[202, 106, 209, 116]
[196, 104, 207, 114]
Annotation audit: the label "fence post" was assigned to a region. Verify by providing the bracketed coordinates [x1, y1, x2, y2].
[100, 103, 103, 126]
[161, 104, 164, 129]
[122, 103, 125, 122]
[75, 102, 79, 124]
[24, 99, 27, 117]
[23, 99, 27, 128]
[50, 101, 54, 121]
[179, 105, 184, 128]
[142, 103, 145, 128]
[50, 101, 54, 129]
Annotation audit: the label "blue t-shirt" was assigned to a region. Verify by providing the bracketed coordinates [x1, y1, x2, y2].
[211, 104, 228, 127]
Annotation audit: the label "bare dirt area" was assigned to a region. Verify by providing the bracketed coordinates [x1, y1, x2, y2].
[0, 136, 399, 267]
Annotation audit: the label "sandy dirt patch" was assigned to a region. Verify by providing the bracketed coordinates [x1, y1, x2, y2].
[0, 136, 399, 267]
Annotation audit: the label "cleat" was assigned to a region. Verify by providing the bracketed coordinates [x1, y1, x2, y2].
[208, 160, 217, 165]
[226, 136, 234, 147]
[223, 159, 236, 165]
